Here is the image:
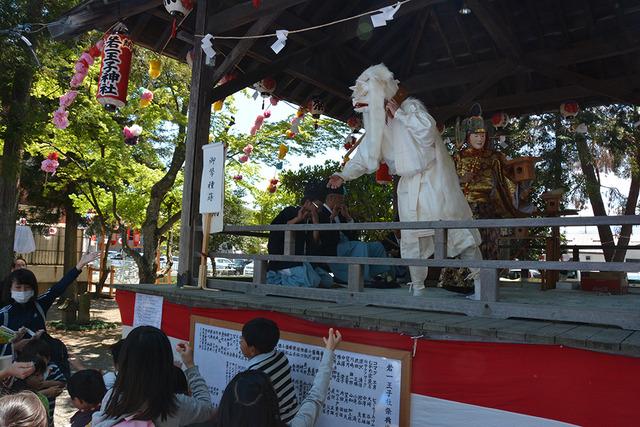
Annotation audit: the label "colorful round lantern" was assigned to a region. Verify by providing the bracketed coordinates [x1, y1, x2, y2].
[96, 31, 133, 111]
[164, 0, 194, 17]
[375, 163, 393, 185]
[123, 124, 142, 146]
[253, 77, 276, 97]
[139, 88, 153, 108]
[491, 112, 509, 128]
[560, 102, 579, 118]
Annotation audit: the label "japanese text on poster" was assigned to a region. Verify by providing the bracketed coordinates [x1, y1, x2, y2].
[199, 143, 225, 215]
[193, 321, 404, 427]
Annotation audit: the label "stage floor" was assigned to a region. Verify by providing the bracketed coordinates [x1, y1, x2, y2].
[116, 283, 640, 358]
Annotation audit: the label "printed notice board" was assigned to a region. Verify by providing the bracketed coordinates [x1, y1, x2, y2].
[190, 316, 411, 427]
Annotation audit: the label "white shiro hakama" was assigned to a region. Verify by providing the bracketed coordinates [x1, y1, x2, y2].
[336, 99, 482, 294]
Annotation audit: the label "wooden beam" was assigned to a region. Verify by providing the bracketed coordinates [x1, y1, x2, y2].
[177, 0, 215, 286]
[205, 0, 309, 35]
[449, 61, 516, 111]
[429, 74, 640, 120]
[465, 0, 521, 59]
[49, 0, 163, 39]
[209, 39, 326, 103]
[400, 8, 431, 79]
[210, 11, 282, 85]
[430, 8, 457, 66]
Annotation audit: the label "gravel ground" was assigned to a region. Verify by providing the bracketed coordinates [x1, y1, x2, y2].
[46, 298, 123, 426]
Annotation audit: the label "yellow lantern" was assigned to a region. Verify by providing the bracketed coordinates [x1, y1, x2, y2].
[277, 143, 288, 160]
[212, 100, 224, 111]
[149, 59, 162, 79]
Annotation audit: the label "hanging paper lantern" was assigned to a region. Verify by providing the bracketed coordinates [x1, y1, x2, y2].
[97, 31, 133, 111]
[278, 143, 288, 160]
[212, 100, 224, 111]
[239, 154, 249, 163]
[267, 178, 279, 193]
[253, 77, 276, 97]
[233, 174, 243, 181]
[491, 112, 509, 128]
[110, 231, 118, 246]
[270, 96, 279, 106]
[164, 0, 194, 17]
[133, 230, 141, 247]
[307, 97, 325, 118]
[139, 88, 154, 108]
[123, 124, 143, 146]
[560, 102, 579, 118]
[48, 227, 58, 236]
[275, 161, 283, 170]
[250, 114, 265, 135]
[347, 116, 362, 132]
[243, 144, 254, 155]
[286, 130, 296, 139]
[375, 163, 393, 185]
[149, 59, 162, 79]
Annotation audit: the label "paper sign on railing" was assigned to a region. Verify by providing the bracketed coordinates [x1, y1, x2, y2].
[200, 143, 225, 220]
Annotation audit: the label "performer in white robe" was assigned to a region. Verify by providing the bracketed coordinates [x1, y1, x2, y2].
[328, 64, 483, 298]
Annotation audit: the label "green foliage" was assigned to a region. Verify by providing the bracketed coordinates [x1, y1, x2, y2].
[280, 160, 395, 240]
[48, 319, 118, 331]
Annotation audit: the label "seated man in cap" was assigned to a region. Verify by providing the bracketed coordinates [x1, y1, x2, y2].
[321, 184, 395, 286]
[265, 183, 334, 288]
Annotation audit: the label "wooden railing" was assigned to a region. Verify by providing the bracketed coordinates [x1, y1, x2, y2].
[199, 215, 640, 328]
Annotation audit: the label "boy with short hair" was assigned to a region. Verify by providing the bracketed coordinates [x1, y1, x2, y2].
[68, 369, 106, 427]
[241, 317, 298, 423]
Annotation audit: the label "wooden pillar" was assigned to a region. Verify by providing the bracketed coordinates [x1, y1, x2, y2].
[348, 264, 364, 292]
[177, 0, 215, 287]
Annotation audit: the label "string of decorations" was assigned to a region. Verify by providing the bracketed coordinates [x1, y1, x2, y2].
[199, 0, 408, 62]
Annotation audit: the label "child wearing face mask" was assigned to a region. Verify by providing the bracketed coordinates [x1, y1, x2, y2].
[0, 252, 99, 356]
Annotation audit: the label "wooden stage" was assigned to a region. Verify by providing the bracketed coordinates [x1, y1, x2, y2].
[116, 283, 640, 358]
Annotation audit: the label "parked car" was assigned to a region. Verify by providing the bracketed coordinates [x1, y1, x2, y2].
[214, 258, 236, 275]
[243, 261, 254, 276]
[232, 259, 250, 274]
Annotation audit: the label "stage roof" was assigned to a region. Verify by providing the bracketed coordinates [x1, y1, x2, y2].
[50, 0, 640, 121]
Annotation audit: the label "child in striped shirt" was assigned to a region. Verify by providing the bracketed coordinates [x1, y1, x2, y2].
[241, 317, 299, 424]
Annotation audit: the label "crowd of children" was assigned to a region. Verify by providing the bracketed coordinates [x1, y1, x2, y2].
[0, 316, 342, 427]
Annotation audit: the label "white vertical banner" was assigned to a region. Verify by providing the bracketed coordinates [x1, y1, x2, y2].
[199, 143, 225, 232]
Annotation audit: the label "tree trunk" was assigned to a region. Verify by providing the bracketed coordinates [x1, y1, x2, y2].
[95, 221, 111, 297]
[62, 201, 79, 324]
[612, 149, 640, 262]
[0, 0, 43, 280]
[574, 134, 616, 261]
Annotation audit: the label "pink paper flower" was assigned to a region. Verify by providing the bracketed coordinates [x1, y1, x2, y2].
[239, 155, 249, 163]
[270, 96, 279, 106]
[233, 174, 243, 181]
[95, 39, 104, 52]
[243, 144, 254, 155]
[41, 158, 59, 174]
[263, 110, 271, 118]
[74, 59, 89, 74]
[70, 71, 87, 88]
[59, 91, 78, 109]
[52, 108, 69, 129]
[80, 52, 94, 66]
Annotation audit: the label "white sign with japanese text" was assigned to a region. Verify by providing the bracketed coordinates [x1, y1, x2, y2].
[132, 293, 163, 329]
[199, 143, 225, 214]
[193, 321, 403, 427]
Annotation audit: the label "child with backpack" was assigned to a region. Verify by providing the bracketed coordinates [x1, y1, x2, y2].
[91, 326, 216, 427]
[241, 318, 299, 424]
[68, 369, 107, 427]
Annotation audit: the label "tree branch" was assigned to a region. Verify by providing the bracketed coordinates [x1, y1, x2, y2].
[158, 209, 182, 236]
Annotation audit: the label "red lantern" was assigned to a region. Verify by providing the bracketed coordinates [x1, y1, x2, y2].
[110, 232, 118, 245]
[560, 102, 579, 118]
[491, 112, 509, 128]
[375, 163, 393, 185]
[133, 230, 141, 247]
[96, 32, 133, 111]
[253, 77, 276, 97]
[307, 97, 325, 118]
[164, 0, 193, 17]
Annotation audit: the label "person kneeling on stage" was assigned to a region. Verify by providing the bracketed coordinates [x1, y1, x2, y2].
[266, 184, 333, 288]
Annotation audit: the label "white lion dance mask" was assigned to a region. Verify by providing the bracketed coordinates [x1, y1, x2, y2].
[350, 63, 399, 169]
